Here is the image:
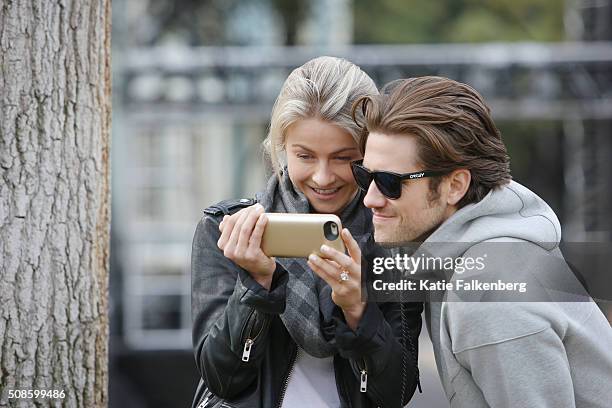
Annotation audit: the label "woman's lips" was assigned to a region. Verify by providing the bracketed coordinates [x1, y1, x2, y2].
[309, 186, 342, 201]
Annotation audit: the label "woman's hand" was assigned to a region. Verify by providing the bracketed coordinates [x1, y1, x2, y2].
[307, 228, 365, 331]
[217, 204, 276, 290]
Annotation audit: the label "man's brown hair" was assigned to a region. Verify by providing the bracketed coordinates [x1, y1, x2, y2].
[353, 76, 511, 207]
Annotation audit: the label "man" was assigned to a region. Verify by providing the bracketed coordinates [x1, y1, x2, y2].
[351, 77, 612, 407]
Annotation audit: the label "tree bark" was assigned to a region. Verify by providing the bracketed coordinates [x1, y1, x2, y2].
[0, 1, 111, 407]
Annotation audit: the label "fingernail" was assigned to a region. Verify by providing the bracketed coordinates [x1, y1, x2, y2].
[320, 245, 330, 253]
[308, 254, 318, 262]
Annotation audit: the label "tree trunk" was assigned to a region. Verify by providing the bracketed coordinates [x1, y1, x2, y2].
[0, 1, 111, 407]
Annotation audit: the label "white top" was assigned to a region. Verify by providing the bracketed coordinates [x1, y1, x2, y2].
[280, 349, 340, 408]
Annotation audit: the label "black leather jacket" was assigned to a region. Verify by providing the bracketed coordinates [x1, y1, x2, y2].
[191, 198, 423, 408]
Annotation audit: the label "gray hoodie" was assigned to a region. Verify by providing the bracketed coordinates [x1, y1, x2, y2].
[420, 181, 612, 407]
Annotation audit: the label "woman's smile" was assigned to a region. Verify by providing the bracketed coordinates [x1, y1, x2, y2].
[309, 185, 343, 199]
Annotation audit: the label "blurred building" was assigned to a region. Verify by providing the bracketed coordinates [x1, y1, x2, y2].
[109, 1, 612, 407]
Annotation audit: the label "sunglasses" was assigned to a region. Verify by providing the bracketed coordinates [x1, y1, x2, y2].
[351, 160, 446, 200]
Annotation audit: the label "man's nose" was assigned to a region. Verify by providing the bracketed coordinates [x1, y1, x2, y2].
[363, 181, 386, 209]
[312, 162, 335, 186]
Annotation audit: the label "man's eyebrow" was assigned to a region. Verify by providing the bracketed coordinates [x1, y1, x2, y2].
[290, 144, 359, 154]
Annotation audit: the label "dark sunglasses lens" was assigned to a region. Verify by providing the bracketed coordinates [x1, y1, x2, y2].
[375, 172, 402, 199]
[352, 164, 371, 191]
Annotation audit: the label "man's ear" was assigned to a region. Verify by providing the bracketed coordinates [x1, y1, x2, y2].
[446, 169, 471, 206]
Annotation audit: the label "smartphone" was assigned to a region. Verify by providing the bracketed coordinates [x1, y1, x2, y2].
[261, 213, 345, 258]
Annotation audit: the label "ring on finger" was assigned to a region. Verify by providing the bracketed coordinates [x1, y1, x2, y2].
[339, 269, 350, 282]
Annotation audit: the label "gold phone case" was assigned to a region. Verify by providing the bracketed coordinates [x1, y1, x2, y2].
[261, 213, 345, 258]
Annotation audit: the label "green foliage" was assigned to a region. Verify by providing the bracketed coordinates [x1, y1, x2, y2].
[354, 0, 565, 44]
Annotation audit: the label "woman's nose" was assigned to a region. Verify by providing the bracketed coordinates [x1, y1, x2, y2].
[312, 162, 335, 186]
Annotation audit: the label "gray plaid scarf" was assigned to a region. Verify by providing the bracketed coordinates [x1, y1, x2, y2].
[256, 170, 372, 358]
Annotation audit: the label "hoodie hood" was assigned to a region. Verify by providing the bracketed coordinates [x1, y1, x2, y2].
[423, 180, 561, 256]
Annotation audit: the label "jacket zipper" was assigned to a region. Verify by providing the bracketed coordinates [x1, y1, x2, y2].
[403, 318, 422, 394]
[197, 390, 222, 408]
[242, 339, 254, 362]
[241, 309, 269, 362]
[196, 394, 210, 408]
[358, 358, 386, 408]
[276, 346, 300, 408]
[357, 358, 368, 393]
[360, 368, 368, 393]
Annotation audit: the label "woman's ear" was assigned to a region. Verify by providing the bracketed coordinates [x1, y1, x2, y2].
[446, 169, 471, 206]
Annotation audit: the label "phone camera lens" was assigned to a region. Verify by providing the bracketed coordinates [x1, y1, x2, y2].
[324, 221, 340, 241]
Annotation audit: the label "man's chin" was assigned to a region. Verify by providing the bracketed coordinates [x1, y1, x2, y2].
[374, 231, 405, 247]
[377, 239, 415, 248]
[374, 230, 418, 247]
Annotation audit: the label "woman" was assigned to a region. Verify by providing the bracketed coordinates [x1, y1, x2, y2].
[191, 56, 422, 408]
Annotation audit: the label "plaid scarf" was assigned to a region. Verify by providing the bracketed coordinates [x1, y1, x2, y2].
[256, 170, 372, 358]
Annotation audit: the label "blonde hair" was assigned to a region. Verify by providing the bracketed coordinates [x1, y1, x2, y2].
[263, 56, 377, 176]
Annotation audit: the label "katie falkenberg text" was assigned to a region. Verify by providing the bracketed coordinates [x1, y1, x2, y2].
[372, 254, 487, 275]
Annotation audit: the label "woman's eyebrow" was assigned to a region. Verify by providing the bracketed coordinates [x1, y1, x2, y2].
[290, 144, 358, 154]
[290, 144, 315, 152]
[331, 147, 359, 154]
